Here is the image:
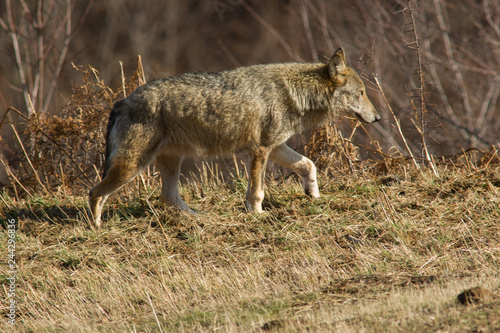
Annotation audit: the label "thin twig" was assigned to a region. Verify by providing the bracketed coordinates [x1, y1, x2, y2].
[483, 0, 500, 40]
[432, 0, 472, 118]
[6, 0, 35, 115]
[137, 55, 147, 85]
[300, 2, 318, 62]
[408, 1, 437, 176]
[410, 101, 438, 176]
[43, 0, 73, 113]
[33, 0, 44, 109]
[120, 61, 127, 98]
[216, 40, 241, 67]
[0, 157, 32, 198]
[0, 192, 11, 210]
[374, 76, 420, 169]
[240, 0, 303, 61]
[10, 124, 50, 194]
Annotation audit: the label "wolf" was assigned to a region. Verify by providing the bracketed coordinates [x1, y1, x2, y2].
[89, 48, 380, 226]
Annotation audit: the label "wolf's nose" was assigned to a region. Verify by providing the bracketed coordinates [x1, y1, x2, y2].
[374, 114, 381, 122]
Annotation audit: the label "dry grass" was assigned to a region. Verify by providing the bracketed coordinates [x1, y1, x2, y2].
[1, 154, 499, 332]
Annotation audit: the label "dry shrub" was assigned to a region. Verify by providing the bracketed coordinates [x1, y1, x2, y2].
[306, 121, 361, 176]
[435, 146, 500, 172]
[20, 58, 146, 193]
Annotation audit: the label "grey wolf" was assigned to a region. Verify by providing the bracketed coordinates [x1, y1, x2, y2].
[89, 48, 380, 226]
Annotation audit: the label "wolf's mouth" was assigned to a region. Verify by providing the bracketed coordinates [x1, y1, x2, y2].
[347, 106, 367, 123]
[354, 112, 368, 123]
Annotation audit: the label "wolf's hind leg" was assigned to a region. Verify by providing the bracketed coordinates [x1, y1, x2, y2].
[155, 152, 194, 213]
[270, 143, 320, 198]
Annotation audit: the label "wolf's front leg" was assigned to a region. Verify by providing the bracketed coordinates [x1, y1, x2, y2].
[245, 147, 270, 212]
[270, 143, 320, 198]
[156, 152, 194, 213]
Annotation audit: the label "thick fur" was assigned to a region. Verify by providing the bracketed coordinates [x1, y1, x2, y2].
[89, 48, 380, 226]
[102, 100, 122, 178]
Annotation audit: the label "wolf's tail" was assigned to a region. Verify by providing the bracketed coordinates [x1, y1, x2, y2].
[102, 100, 123, 178]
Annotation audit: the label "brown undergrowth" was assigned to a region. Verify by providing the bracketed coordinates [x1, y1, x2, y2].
[3, 57, 146, 196]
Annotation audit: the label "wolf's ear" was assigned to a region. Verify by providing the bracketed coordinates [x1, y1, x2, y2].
[328, 48, 347, 85]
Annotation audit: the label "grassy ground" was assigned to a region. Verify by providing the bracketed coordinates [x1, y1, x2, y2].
[1, 159, 500, 332]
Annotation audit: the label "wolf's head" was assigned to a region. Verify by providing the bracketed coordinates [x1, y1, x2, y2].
[328, 48, 380, 123]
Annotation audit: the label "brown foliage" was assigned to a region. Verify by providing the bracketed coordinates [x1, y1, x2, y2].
[306, 122, 360, 176]
[20, 58, 146, 192]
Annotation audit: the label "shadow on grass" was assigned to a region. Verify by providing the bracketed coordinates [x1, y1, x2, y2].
[1, 200, 152, 229]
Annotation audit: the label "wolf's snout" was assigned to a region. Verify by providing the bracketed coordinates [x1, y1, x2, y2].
[356, 110, 380, 124]
[367, 114, 381, 123]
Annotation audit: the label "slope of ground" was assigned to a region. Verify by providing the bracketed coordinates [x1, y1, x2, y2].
[1, 160, 500, 332]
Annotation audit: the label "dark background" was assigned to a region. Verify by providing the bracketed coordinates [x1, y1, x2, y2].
[1, 0, 499, 161]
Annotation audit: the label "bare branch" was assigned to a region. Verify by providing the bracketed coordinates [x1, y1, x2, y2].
[32, 0, 45, 109]
[6, 0, 35, 116]
[375, 75, 420, 170]
[433, 0, 473, 117]
[299, 1, 318, 62]
[240, 1, 303, 61]
[0, 17, 8, 31]
[42, 0, 72, 113]
[483, 0, 500, 40]
[408, 0, 437, 175]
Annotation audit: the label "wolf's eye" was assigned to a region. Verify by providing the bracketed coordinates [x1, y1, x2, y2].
[360, 91, 364, 96]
